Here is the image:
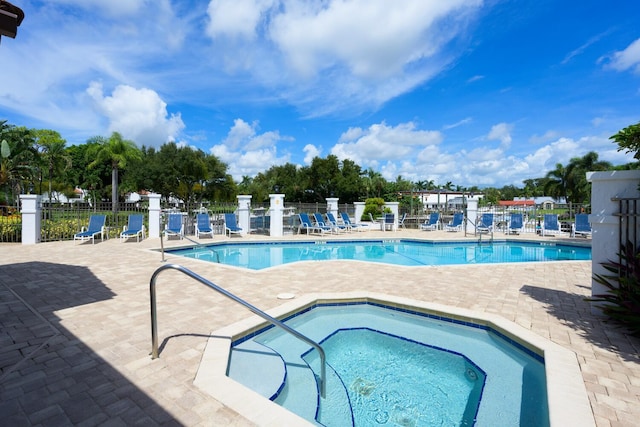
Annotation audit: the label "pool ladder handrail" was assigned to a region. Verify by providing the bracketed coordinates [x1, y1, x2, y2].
[149, 263, 327, 398]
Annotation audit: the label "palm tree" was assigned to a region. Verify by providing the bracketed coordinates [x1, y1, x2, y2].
[88, 132, 142, 214]
[566, 152, 611, 204]
[544, 163, 570, 202]
[35, 129, 71, 201]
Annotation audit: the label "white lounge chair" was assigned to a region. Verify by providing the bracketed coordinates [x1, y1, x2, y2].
[340, 212, 366, 231]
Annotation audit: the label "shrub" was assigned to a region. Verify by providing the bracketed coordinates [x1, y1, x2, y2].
[588, 241, 640, 336]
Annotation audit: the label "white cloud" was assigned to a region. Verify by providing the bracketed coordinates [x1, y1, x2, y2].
[443, 117, 472, 130]
[529, 130, 559, 144]
[604, 38, 640, 73]
[487, 122, 513, 148]
[332, 121, 443, 164]
[53, 0, 150, 16]
[86, 82, 185, 147]
[206, 0, 275, 39]
[211, 119, 293, 179]
[303, 144, 322, 164]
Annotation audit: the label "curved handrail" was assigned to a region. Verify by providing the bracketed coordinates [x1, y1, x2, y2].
[149, 263, 326, 398]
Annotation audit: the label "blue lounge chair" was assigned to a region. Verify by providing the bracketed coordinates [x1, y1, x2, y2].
[313, 213, 335, 234]
[74, 214, 106, 244]
[298, 213, 327, 235]
[195, 213, 214, 238]
[165, 213, 184, 240]
[572, 214, 591, 238]
[506, 213, 524, 235]
[477, 213, 494, 234]
[445, 213, 464, 232]
[325, 212, 349, 233]
[120, 214, 145, 242]
[420, 212, 440, 231]
[382, 213, 395, 231]
[340, 212, 366, 232]
[224, 213, 243, 237]
[542, 214, 563, 236]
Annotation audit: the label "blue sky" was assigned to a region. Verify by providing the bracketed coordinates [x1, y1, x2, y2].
[1, 0, 639, 187]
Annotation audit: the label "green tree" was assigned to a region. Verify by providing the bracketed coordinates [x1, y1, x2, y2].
[610, 121, 640, 160]
[566, 152, 612, 204]
[34, 129, 71, 200]
[544, 163, 570, 202]
[87, 132, 142, 214]
[0, 122, 36, 203]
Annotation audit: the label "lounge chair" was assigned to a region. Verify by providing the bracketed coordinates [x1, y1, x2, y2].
[368, 213, 379, 225]
[120, 214, 145, 242]
[195, 213, 214, 238]
[340, 212, 366, 232]
[445, 213, 464, 232]
[224, 213, 243, 237]
[326, 212, 349, 233]
[572, 214, 591, 238]
[165, 213, 184, 240]
[398, 213, 407, 230]
[506, 213, 524, 235]
[477, 213, 494, 234]
[298, 213, 328, 235]
[420, 213, 440, 231]
[74, 214, 106, 244]
[382, 213, 395, 231]
[542, 214, 563, 236]
[313, 213, 335, 234]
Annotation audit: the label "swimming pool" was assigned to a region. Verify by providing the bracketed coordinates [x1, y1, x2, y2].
[228, 302, 547, 426]
[166, 239, 591, 270]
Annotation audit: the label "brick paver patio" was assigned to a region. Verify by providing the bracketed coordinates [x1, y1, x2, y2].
[1, 229, 638, 426]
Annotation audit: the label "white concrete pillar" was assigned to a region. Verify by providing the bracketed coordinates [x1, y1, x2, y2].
[148, 193, 161, 238]
[466, 197, 478, 234]
[326, 197, 339, 220]
[20, 194, 41, 245]
[237, 195, 252, 236]
[354, 202, 365, 224]
[384, 202, 399, 231]
[588, 170, 640, 309]
[269, 194, 285, 237]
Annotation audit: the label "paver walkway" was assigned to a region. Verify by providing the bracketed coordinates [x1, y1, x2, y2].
[1, 230, 638, 426]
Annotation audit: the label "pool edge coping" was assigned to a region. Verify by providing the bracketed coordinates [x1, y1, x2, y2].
[193, 291, 595, 427]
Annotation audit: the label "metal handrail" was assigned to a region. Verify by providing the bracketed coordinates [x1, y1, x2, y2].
[160, 231, 220, 263]
[149, 263, 326, 398]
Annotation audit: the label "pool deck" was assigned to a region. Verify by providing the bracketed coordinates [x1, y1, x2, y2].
[1, 228, 638, 426]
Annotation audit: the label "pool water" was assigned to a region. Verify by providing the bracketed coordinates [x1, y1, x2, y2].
[168, 239, 591, 270]
[228, 303, 549, 426]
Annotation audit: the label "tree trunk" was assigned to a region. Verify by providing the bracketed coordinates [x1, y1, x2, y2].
[112, 167, 118, 215]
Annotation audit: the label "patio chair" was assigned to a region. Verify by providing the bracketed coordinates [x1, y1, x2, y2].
[224, 213, 243, 237]
[542, 214, 563, 236]
[74, 214, 106, 244]
[506, 213, 524, 235]
[477, 213, 494, 234]
[445, 213, 464, 232]
[382, 213, 395, 231]
[164, 213, 184, 240]
[340, 212, 367, 232]
[572, 214, 592, 238]
[195, 213, 214, 238]
[420, 212, 440, 231]
[312, 213, 336, 234]
[120, 214, 145, 242]
[398, 212, 407, 230]
[298, 213, 328, 235]
[325, 212, 349, 233]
